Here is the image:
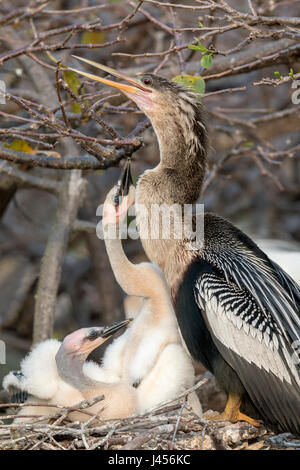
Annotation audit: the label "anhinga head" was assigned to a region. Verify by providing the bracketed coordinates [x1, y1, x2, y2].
[55, 319, 131, 390]
[69, 57, 207, 172]
[59, 319, 131, 359]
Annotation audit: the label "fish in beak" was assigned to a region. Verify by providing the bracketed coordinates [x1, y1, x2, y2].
[69, 55, 153, 111]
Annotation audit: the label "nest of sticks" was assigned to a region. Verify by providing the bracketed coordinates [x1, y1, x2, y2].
[0, 380, 299, 451]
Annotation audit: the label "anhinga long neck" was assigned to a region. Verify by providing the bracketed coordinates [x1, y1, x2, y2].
[153, 109, 206, 178]
[136, 103, 207, 216]
[135, 101, 207, 273]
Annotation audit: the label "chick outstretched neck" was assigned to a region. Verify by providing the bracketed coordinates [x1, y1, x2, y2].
[102, 175, 173, 316]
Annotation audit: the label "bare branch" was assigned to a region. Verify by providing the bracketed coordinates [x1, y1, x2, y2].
[33, 170, 86, 344]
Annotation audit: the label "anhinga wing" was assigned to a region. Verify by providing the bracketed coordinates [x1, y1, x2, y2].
[194, 246, 300, 434]
[204, 243, 300, 343]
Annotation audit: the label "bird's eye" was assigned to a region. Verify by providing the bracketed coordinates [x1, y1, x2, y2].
[141, 76, 153, 87]
[87, 329, 99, 341]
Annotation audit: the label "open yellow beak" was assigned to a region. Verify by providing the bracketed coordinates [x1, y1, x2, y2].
[68, 55, 152, 95]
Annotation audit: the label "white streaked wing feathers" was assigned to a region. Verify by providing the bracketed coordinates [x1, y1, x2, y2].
[216, 248, 300, 342]
[195, 278, 300, 387]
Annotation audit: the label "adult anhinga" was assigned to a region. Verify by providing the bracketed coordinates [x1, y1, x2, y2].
[101, 165, 201, 415]
[3, 320, 137, 422]
[70, 57, 300, 434]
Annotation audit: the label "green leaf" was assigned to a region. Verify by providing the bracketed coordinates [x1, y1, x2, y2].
[62, 69, 88, 113]
[188, 45, 202, 51]
[201, 54, 213, 69]
[4, 139, 34, 153]
[62, 70, 81, 95]
[198, 21, 204, 27]
[274, 71, 282, 80]
[189, 40, 208, 52]
[242, 141, 254, 147]
[289, 68, 295, 79]
[172, 75, 205, 96]
[81, 31, 106, 45]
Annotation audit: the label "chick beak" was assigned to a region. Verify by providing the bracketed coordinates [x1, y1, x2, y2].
[100, 318, 132, 339]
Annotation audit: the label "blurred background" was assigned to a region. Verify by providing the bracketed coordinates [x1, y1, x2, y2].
[0, 0, 299, 410]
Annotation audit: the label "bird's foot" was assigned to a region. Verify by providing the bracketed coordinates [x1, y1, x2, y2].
[237, 411, 261, 427]
[204, 409, 261, 427]
[204, 391, 261, 427]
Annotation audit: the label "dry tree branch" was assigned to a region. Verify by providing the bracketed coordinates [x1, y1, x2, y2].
[33, 170, 86, 344]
